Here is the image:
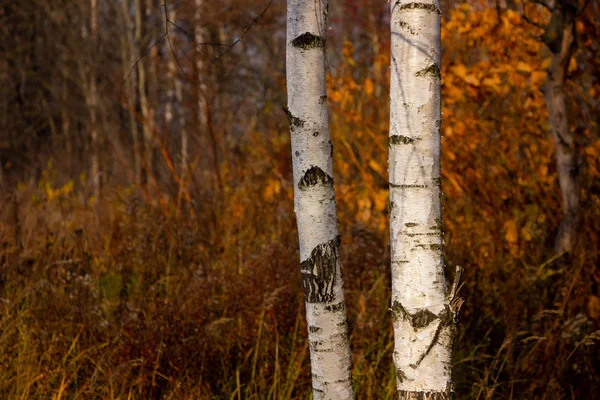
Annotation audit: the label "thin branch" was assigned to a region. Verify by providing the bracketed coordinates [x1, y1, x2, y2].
[522, 13, 546, 30]
[215, 0, 275, 60]
[163, 0, 186, 78]
[167, 20, 229, 48]
[530, 0, 553, 11]
[125, 0, 275, 81]
[124, 32, 167, 83]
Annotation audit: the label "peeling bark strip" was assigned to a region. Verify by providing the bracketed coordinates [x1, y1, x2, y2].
[389, 0, 455, 396]
[300, 236, 340, 303]
[298, 166, 334, 190]
[292, 32, 326, 49]
[287, 0, 354, 398]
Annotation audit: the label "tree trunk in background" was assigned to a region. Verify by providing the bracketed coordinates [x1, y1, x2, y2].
[120, 0, 142, 185]
[165, 18, 175, 133]
[164, 4, 188, 204]
[195, 0, 207, 130]
[145, 0, 158, 179]
[0, 155, 4, 189]
[388, 1, 458, 398]
[61, 78, 72, 174]
[135, 0, 153, 187]
[286, 1, 354, 399]
[89, 0, 100, 200]
[542, 0, 579, 255]
[176, 75, 188, 206]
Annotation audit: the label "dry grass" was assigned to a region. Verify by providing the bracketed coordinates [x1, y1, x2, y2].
[1, 146, 599, 400]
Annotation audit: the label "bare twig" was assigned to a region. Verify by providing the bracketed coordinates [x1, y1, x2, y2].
[125, 0, 275, 81]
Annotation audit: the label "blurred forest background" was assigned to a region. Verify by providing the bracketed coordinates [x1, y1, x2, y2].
[1, 0, 599, 398]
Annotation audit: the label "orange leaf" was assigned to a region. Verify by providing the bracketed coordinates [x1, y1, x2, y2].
[504, 220, 518, 243]
[364, 78, 374, 95]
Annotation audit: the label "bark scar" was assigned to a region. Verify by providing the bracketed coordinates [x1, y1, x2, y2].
[291, 32, 325, 50]
[392, 266, 464, 368]
[300, 235, 341, 303]
[298, 166, 334, 190]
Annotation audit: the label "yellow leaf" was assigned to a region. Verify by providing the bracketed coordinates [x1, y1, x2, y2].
[482, 75, 502, 92]
[373, 190, 387, 212]
[521, 226, 532, 241]
[516, 62, 532, 73]
[368, 159, 384, 175]
[531, 71, 547, 88]
[451, 64, 468, 79]
[541, 57, 552, 69]
[263, 179, 280, 202]
[463, 74, 480, 86]
[364, 78, 374, 95]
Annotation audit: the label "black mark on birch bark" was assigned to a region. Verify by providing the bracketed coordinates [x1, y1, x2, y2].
[415, 64, 441, 79]
[391, 300, 438, 329]
[397, 390, 452, 400]
[396, 2, 441, 15]
[300, 235, 340, 303]
[309, 325, 322, 333]
[325, 301, 345, 312]
[390, 183, 427, 189]
[398, 20, 416, 35]
[390, 135, 415, 145]
[282, 107, 305, 128]
[292, 32, 325, 50]
[298, 166, 333, 190]
[396, 368, 407, 383]
[411, 306, 454, 368]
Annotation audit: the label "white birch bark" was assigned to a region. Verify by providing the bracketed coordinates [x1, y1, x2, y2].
[388, 1, 460, 398]
[286, 1, 354, 399]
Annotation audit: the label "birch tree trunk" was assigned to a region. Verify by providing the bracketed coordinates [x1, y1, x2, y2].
[388, 1, 460, 398]
[286, 1, 354, 399]
[542, 0, 579, 254]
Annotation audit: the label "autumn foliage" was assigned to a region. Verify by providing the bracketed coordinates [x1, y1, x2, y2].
[1, 2, 599, 399]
